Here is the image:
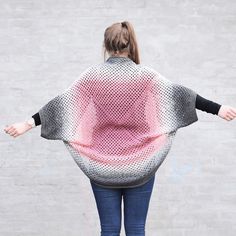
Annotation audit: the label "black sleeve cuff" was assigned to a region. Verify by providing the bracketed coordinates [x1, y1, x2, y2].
[32, 112, 41, 126]
[195, 94, 221, 115]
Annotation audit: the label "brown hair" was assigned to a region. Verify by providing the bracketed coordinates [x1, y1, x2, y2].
[102, 21, 140, 64]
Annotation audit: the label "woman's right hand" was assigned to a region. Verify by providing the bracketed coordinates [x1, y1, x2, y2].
[4, 121, 33, 138]
[218, 105, 236, 121]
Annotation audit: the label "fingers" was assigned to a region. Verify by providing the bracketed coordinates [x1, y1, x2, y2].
[225, 113, 235, 121]
[7, 129, 17, 136]
[4, 125, 11, 132]
[4, 125, 19, 138]
[4, 125, 13, 132]
[229, 108, 236, 116]
[12, 132, 19, 138]
[9, 130, 17, 136]
[7, 127, 15, 133]
[227, 112, 234, 119]
[225, 116, 232, 121]
[228, 107, 236, 120]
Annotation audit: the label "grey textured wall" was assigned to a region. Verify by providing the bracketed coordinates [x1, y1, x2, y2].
[1, 1, 236, 236]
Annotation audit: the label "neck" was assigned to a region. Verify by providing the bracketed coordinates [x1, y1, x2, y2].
[110, 52, 129, 58]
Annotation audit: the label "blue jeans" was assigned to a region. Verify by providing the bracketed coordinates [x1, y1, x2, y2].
[90, 174, 155, 236]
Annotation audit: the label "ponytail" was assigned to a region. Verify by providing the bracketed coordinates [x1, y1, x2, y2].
[103, 21, 140, 64]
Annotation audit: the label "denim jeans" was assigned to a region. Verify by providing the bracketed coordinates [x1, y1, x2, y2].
[90, 174, 156, 236]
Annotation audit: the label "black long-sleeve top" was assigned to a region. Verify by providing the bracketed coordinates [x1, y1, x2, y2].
[31, 94, 222, 126]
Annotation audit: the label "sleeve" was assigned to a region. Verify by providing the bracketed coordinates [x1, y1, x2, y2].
[32, 112, 41, 126]
[38, 67, 93, 141]
[170, 82, 199, 129]
[196, 94, 221, 115]
[150, 69, 199, 134]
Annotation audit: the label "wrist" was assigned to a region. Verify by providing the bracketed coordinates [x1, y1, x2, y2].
[25, 118, 36, 129]
[217, 105, 222, 116]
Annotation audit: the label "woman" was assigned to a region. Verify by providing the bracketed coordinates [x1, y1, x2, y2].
[4, 21, 236, 236]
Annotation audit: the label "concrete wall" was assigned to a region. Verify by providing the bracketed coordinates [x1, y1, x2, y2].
[0, 1, 236, 235]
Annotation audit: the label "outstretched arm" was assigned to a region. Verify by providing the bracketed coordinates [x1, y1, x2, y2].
[195, 94, 236, 121]
[3, 94, 236, 138]
[28, 93, 229, 127]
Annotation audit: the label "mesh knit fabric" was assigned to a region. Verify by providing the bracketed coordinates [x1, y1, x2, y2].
[38, 56, 198, 188]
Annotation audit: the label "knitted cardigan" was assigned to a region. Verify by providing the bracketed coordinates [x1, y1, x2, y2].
[38, 56, 199, 188]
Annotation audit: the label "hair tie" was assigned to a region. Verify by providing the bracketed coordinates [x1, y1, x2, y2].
[121, 22, 126, 28]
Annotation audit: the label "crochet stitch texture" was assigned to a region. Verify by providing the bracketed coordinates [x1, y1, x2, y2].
[38, 56, 198, 188]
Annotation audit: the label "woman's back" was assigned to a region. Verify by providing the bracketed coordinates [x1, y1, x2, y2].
[51, 55, 198, 188]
